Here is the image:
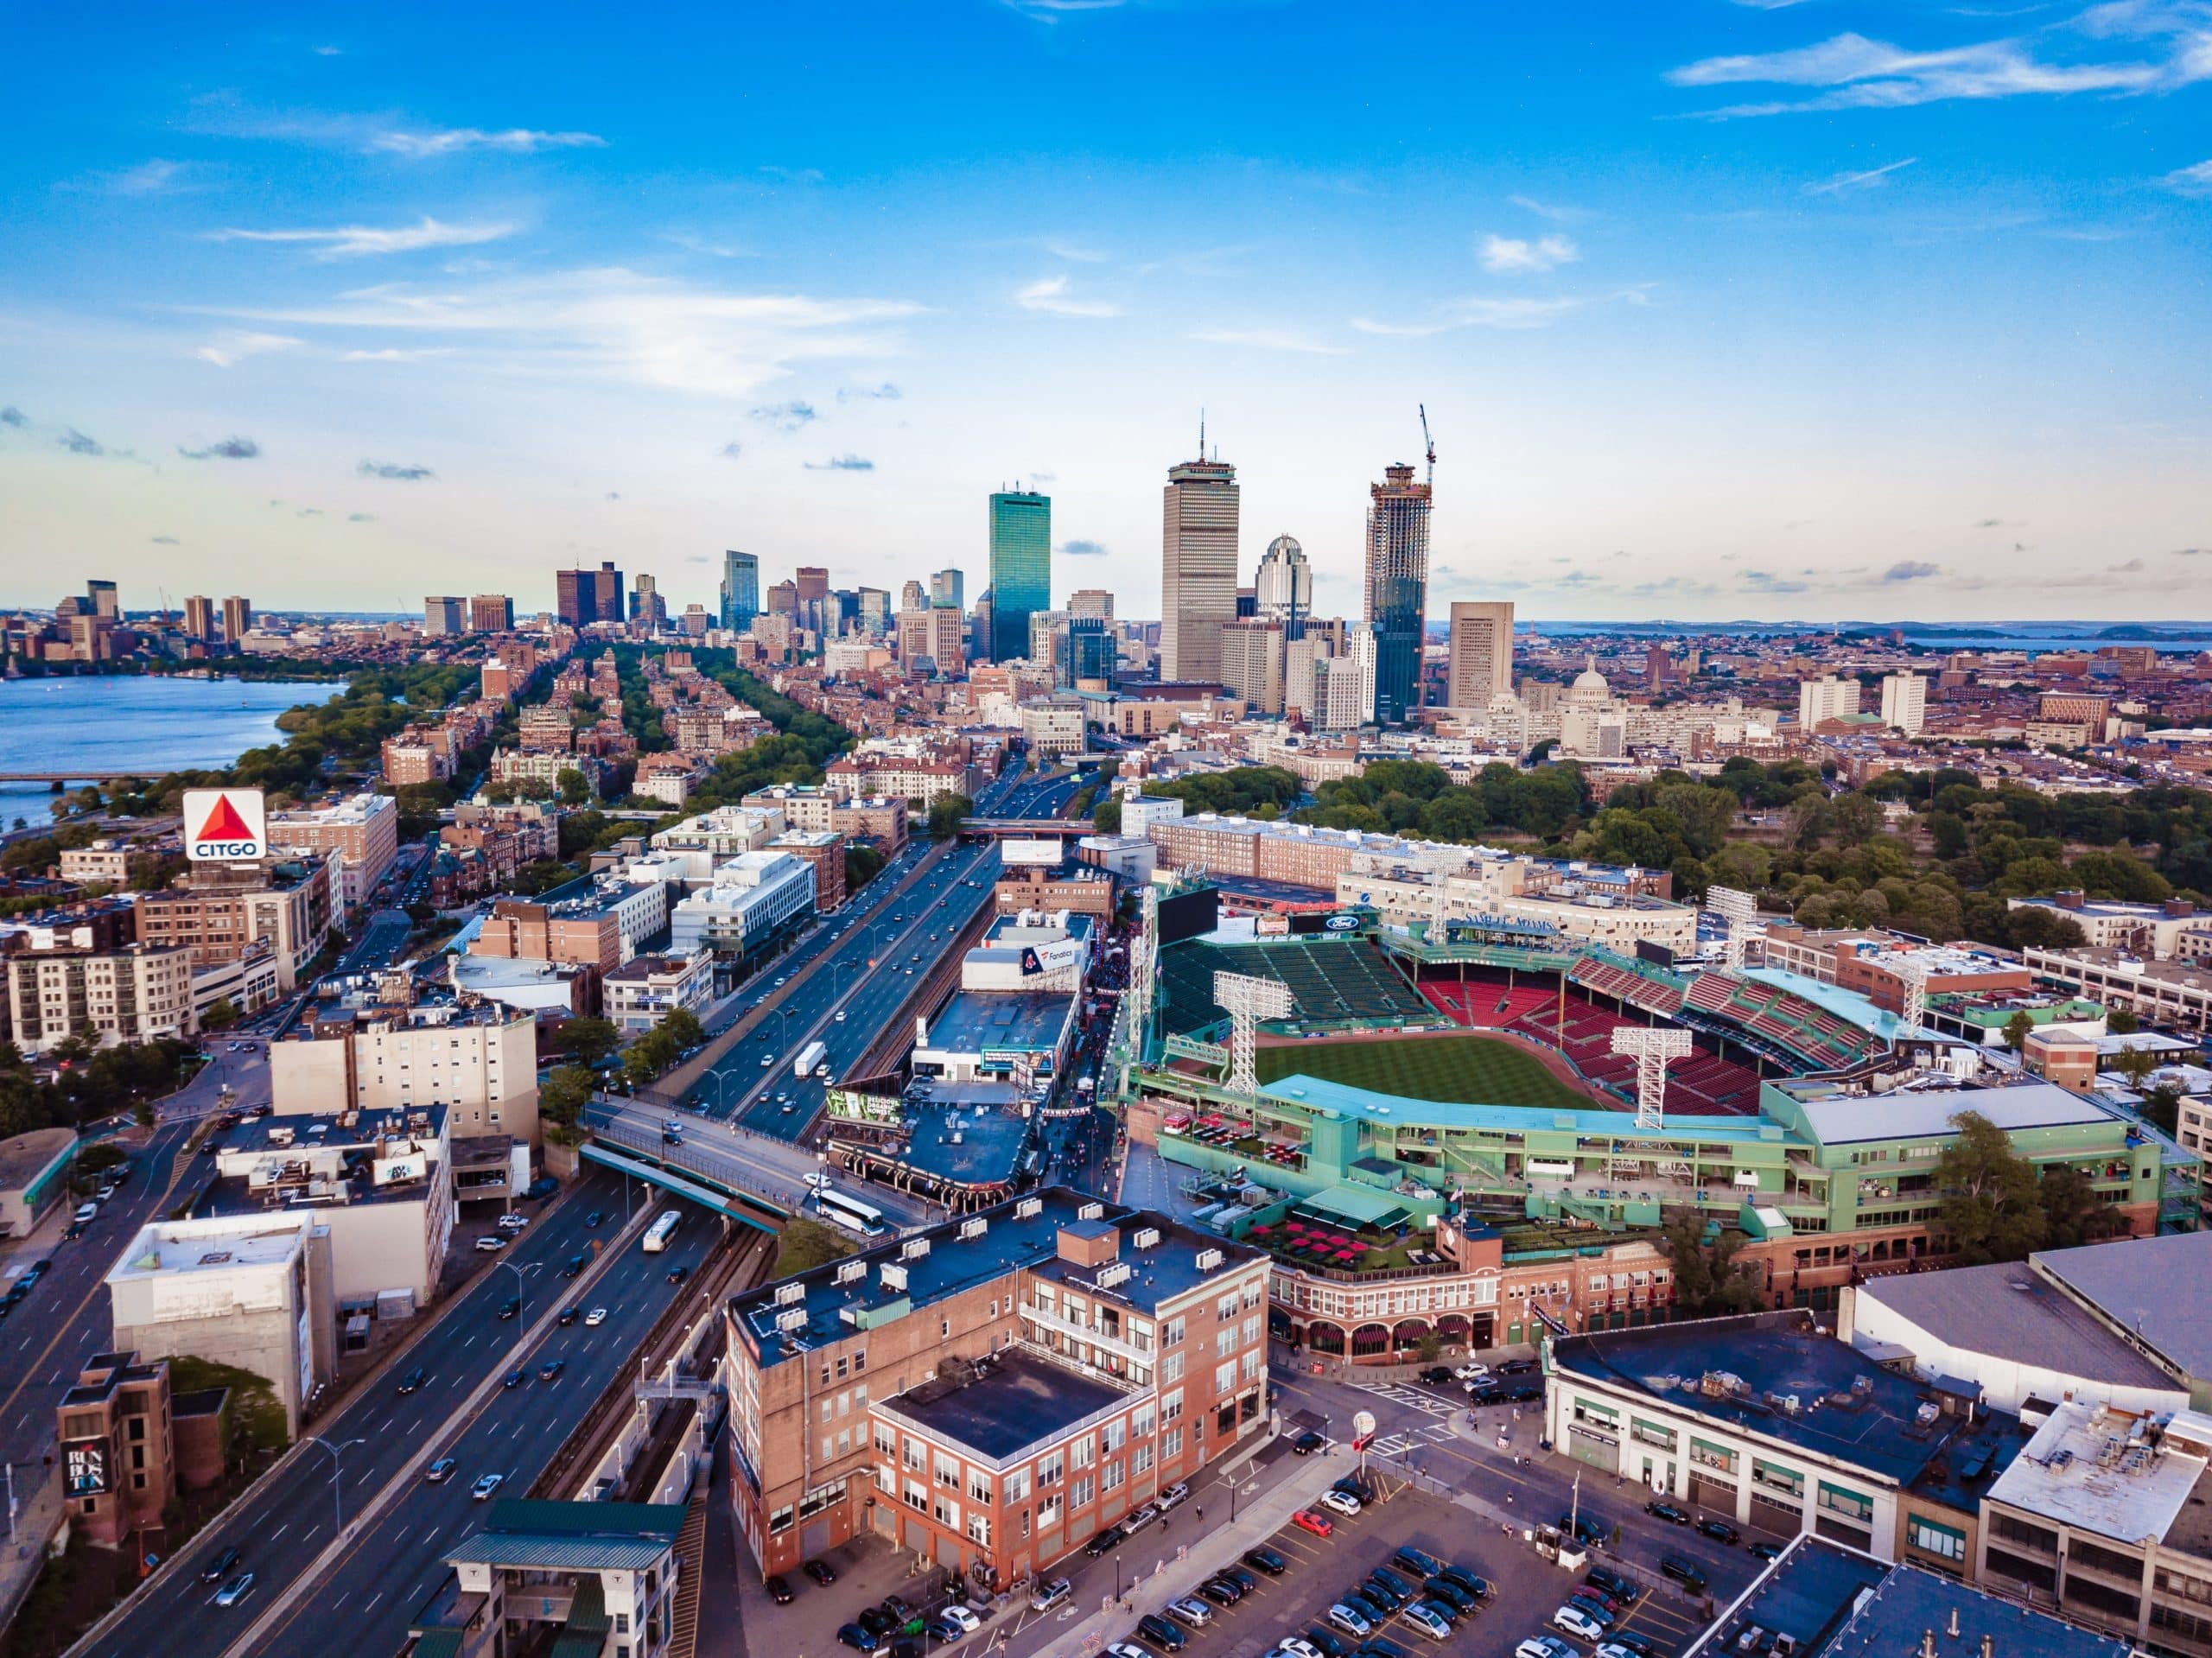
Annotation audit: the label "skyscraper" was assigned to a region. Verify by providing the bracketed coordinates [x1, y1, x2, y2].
[1254, 536, 1312, 639]
[1363, 462, 1431, 724]
[424, 595, 465, 637]
[1446, 601, 1515, 708]
[86, 580, 118, 621]
[221, 595, 253, 643]
[1220, 619, 1287, 715]
[556, 562, 623, 627]
[988, 490, 1051, 665]
[1160, 446, 1239, 683]
[631, 573, 664, 630]
[469, 594, 514, 633]
[900, 579, 926, 614]
[183, 595, 215, 640]
[720, 550, 760, 630]
[931, 568, 965, 613]
[1068, 588, 1114, 621]
[1070, 615, 1116, 686]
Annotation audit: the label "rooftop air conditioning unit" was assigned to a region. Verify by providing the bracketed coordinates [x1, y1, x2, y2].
[775, 1307, 808, 1333]
[880, 1261, 908, 1293]
[1133, 1227, 1161, 1250]
[1196, 1248, 1224, 1272]
[1078, 1200, 1105, 1221]
[1016, 1197, 1043, 1219]
[902, 1237, 931, 1261]
[835, 1259, 867, 1285]
[959, 1217, 987, 1240]
[776, 1282, 804, 1305]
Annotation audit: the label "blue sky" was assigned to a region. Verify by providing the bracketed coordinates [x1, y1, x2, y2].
[1, 0, 2207, 622]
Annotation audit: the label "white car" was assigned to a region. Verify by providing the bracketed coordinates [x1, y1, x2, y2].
[835, 1010, 848, 1022]
[1325, 1604, 1373, 1638]
[1597, 1645, 1648, 1658]
[1553, 1606, 1605, 1642]
[1031, 1578, 1073, 1612]
[496, 1213, 527, 1231]
[585, 1306, 608, 1327]
[1107, 1646, 1150, 1658]
[1166, 1599, 1213, 1629]
[760, 1056, 774, 1068]
[1277, 1640, 1325, 1658]
[1516, 1641, 1578, 1658]
[1318, 1488, 1363, 1517]
[938, 1606, 981, 1635]
[1402, 1604, 1452, 1642]
[471, 1472, 504, 1501]
[474, 1235, 506, 1252]
[1455, 1363, 1491, 1381]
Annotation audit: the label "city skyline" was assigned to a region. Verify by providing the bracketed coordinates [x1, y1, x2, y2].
[3, 2, 2208, 621]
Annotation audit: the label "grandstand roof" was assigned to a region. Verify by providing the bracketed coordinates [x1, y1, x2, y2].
[1738, 966, 1902, 1042]
[1260, 1074, 1788, 1144]
[1768, 1078, 2118, 1147]
[1296, 1185, 1412, 1229]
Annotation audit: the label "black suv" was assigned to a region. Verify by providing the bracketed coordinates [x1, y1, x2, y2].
[1660, 1555, 1709, 1594]
[497, 1295, 521, 1320]
[1136, 1615, 1186, 1652]
[1586, 1565, 1640, 1604]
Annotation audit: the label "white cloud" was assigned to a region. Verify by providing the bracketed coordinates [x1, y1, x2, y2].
[1002, 0, 1129, 19]
[188, 268, 923, 399]
[1668, 27, 2209, 116]
[1353, 295, 1588, 336]
[1803, 156, 1918, 194]
[1478, 233, 1580, 274]
[1507, 194, 1590, 224]
[1016, 275, 1122, 318]
[195, 330, 303, 368]
[340, 346, 453, 363]
[2163, 158, 2212, 194]
[209, 216, 519, 260]
[369, 127, 605, 158]
[1186, 327, 1348, 356]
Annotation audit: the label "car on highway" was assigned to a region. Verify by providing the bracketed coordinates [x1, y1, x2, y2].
[502, 1368, 526, 1389]
[1318, 1488, 1362, 1517]
[803, 1560, 838, 1586]
[213, 1572, 256, 1608]
[424, 1458, 456, 1483]
[558, 1305, 581, 1325]
[538, 1359, 565, 1382]
[585, 1306, 608, 1326]
[835, 1009, 848, 1021]
[396, 1365, 428, 1394]
[584, 1210, 603, 1228]
[497, 1296, 521, 1320]
[666, 1264, 690, 1285]
[562, 1253, 588, 1278]
[471, 1473, 505, 1501]
[200, 1547, 241, 1584]
[474, 1234, 506, 1252]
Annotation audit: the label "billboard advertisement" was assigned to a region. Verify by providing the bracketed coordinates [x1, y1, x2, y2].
[1001, 836, 1065, 867]
[1156, 886, 1220, 948]
[1254, 915, 1290, 937]
[182, 789, 268, 863]
[63, 1438, 109, 1498]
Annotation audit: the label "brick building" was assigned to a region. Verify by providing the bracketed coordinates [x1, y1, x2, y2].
[267, 791, 399, 918]
[132, 857, 333, 994]
[54, 1351, 179, 1547]
[722, 1189, 1269, 1585]
[768, 829, 847, 911]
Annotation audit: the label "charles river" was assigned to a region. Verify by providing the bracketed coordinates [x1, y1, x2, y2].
[0, 675, 321, 823]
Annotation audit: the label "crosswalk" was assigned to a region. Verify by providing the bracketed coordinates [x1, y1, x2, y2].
[1367, 1421, 1462, 1457]
[1354, 1380, 1459, 1419]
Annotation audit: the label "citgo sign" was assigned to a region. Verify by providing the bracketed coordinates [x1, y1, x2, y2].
[182, 789, 268, 862]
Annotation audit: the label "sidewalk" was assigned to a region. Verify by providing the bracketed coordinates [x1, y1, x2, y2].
[0, 1461, 63, 1635]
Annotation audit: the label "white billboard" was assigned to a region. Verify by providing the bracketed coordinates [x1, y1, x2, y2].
[1002, 836, 1065, 867]
[182, 789, 268, 863]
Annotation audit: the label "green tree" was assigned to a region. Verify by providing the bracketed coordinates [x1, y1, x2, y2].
[1934, 1109, 2047, 1265]
[556, 766, 591, 806]
[2039, 1163, 2121, 1251]
[928, 793, 974, 840]
[2002, 1010, 2035, 1054]
[1092, 796, 1123, 835]
[661, 1007, 703, 1051]
[2106, 1006, 2139, 1036]
[558, 1016, 620, 1068]
[202, 997, 240, 1032]
[538, 1064, 596, 1146]
[1660, 1216, 1766, 1318]
[2139, 1080, 2185, 1138]
[2111, 1044, 2161, 1094]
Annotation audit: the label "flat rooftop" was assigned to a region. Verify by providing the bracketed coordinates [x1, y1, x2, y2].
[2032, 1230, 2212, 1382]
[924, 989, 1072, 1057]
[857, 1100, 1033, 1192]
[213, 1102, 447, 1158]
[1553, 1309, 1964, 1485]
[730, 1185, 1262, 1368]
[1825, 1560, 2131, 1658]
[1687, 1537, 1887, 1658]
[1770, 1078, 2118, 1147]
[0, 1128, 77, 1191]
[879, 1347, 1132, 1464]
[108, 1215, 312, 1281]
[1857, 1261, 2181, 1395]
[1986, 1400, 2212, 1552]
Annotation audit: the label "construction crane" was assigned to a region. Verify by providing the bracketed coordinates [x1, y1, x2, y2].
[1419, 403, 1436, 489]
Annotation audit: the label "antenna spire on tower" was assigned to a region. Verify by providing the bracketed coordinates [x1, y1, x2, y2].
[1198, 409, 1205, 460]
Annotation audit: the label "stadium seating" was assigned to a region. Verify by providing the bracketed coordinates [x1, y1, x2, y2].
[1503, 987, 1764, 1116]
[1420, 981, 1555, 1028]
[1155, 937, 1431, 1034]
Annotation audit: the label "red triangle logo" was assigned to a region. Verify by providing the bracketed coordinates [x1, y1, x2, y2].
[195, 794, 255, 843]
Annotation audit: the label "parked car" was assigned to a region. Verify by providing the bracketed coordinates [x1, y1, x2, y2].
[1084, 1526, 1125, 1558]
[803, 1560, 838, 1586]
[1123, 1502, 1160, 1534]
[1698, 1517, 1741, 1544]
[1245, 1546, 1288, 1576]
[1454, 1363, 1491, 1381]
[1552, 1605, 1606, 1642]
[1422, 1579, 1475, 1615]
[1401, 1604, 1452, 1642]
[1515, 1640, 1578, 1658]
[1567, 1591, 1617, 1628]
[1497, 1357, 1538, 1375]
[1300, 1628, 1348, 1658]
[1319, 1489, 1362, 1517]
[1104, 1645, 1148, 1658]
[1335, 1472, 1378, 1502]
[496, 1213, 527, 1231]
[1660, 1556, 1709, 1594]
[1645, 1499, 1691, 1526]
[1293, 1509, 1335, 1537]
[1135, 1615, 1186, 1650]
[1393, 1547, 1445, 1580]
[1166, 1598, 1213, 1629]
[938, 1606, 981, 1634]
[1439, 1565, 1491, 1602]
[836, 1625, 880, 1654]
[1325, 1604, 1373, 1639]
[1747, 1542, 1785, 1562]
[1418, 1366, 1454, 1385]
[474, 1235, 505, 1254]
[929, 1617, 969, 1644]
[1032, 1579, 1073, 1613]
[424, 1458, 456, 1483]
[766, 1576, 794, 1604]
[1597, 1638, 1658, 1658]
[1293, 1430, 1327, 1456]
[200, 1547, 241, 1584]
[856, 1609, 896, 1638]
[1586, 1565, 1639, 1604]
[1197, 1578, 1240, 1607]
[1157, 1481, 1191, 1510]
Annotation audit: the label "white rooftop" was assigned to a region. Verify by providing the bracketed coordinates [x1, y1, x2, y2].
[1986, 1400, 2212, 1546]
[107, 1213, 315, 1283]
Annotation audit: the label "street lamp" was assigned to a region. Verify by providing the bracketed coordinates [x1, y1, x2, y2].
[304, 1435, 365, 1536]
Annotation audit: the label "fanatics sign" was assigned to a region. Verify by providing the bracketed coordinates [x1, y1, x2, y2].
[183, 788, 268, 862]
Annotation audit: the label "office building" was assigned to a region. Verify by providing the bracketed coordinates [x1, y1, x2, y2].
[721, 1188, 1270, 1579]
[265, 791, 400, 920]
[988, 490, 1052, 664]
[1028, 609, 1071, 687]
[468, 594, 513, 633]
[1254, 535, 1311, 639]
[1160, 448, 1240, 683]
[721, 549, 760, 630]
[106, 1212, 336, 1438]
[603, 950, 717, 1035]
[423, 595, 465, 637]
[631, 572, 664, 630]
[1799, 675, 1862, 729]
[1446, 600, 1515, 709]
[556, 562, 624, 628]
[898, 604, 967, 675]
[1070, 616, 1116, 688]
[1880, 672, 1928, 735]
[1068, 588, 1114, 622]
[667, 849, 816, 961]
[85, 579, 118, 621]
[220, 595, 252, 644]
[3, 931, 194, 1054]
[901, 579, 927, 613]
[931, 568, 966, 613]
[1363, 462, 1430, 725]
[1220, 619, 1287, 716]
[182, 595, 215, 641]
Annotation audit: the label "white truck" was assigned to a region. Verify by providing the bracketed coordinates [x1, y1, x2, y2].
[794, 1039, 828, 1079]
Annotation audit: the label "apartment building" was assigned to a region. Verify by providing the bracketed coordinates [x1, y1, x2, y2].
[131, 856, 333, 993]
[54, 1351, 180, 1547]
[3, 931, 194, 1053]
[2009, 894, 2204, 956]
[826, 748, 982, 806]
[267, 791, 399, 918]
[768, 829, 846, 911]
[722, 1189, 1269, 1584]
[667, 849, 816, 962]
[472, 881, 664, 981]
[2022, 947, 2212, 1035]
[272, 991, 539, 1144]
[651, 804, 785, 879]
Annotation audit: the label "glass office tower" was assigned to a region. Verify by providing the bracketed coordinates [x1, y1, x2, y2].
[988, 490, 1051, 665]
[721, 550, 760, 630]
[1363, 464, 1431, 725]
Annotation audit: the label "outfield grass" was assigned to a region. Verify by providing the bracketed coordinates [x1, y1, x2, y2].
[1255, 1032, 1595, 1110]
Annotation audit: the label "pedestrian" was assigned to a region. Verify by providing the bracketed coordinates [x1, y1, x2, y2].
[1195, 1505, 1203, 1522]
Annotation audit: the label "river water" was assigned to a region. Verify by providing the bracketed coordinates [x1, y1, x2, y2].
[0, 675, 327, 823]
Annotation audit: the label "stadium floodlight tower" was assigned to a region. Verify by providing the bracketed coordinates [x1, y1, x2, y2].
[1705, 885, 1758, 973]
[1611, 1026, 1693, 1132]
[1894, 954, 1931, 1040]
[1215, 970, 1294, 1101]
[1131, 887, 1160, 1058]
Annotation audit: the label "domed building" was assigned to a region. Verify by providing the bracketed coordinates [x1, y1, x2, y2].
[1568, 652, 1613, 710]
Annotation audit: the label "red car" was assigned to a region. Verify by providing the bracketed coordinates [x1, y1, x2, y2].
[1294, 1509, 1335, 1538]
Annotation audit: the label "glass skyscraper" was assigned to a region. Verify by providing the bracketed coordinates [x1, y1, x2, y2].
[1363, 463, 1431, 725]
[721, 549, 760, 630]
[988, 490, 1051, 665]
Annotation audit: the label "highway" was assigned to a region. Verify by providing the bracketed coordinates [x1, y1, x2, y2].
[77, 1166, 717, 1658]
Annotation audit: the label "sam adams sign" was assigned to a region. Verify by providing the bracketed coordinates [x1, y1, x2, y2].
[182, 789, 268, 863]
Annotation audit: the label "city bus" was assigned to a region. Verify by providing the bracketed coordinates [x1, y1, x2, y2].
[642, 1210, 683, 1253]
[811, 1186, 887, 1239]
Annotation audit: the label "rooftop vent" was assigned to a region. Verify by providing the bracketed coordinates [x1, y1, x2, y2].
[1078, 1200, 1105, 1221]
[835, 1259, 867, 1286]
[880, 1261, 908, 1293]
[959, 1217, 988, 1240]
[1096, 1262, 1133, 1290]
[775, 1306, 808, 1333]
[901, 1237, 931, 1261]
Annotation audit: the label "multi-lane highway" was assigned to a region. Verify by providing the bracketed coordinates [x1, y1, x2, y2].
[76, 1167, 721, 1658]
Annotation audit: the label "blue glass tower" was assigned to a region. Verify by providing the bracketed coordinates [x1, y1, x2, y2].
[988, 490, 1051, 664]
[721, 549, 759, 630]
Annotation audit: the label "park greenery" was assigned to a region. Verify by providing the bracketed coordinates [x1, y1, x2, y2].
[0, 1037, 198, 1139]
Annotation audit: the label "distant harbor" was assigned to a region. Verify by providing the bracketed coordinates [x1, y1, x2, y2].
[0, 676, 324, 821]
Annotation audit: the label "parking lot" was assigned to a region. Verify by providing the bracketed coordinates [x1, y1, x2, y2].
[1046, 1473, 1714, 1658]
